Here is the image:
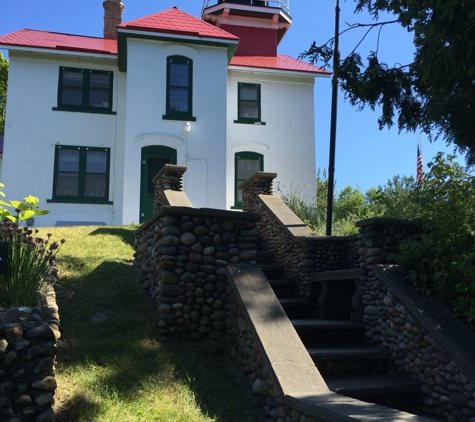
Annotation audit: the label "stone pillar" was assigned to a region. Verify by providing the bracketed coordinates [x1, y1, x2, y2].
[153, 164, 188, 213]
[239, 171, 277, 212]
[103, 0, 124, 39]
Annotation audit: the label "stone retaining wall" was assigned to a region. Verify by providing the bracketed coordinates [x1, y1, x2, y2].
[136, 165, 475, 421]
[365, 269, 475, 422]
[240, 172, 359, 301]
[226, 293, 324, 422]
[0, 298, 60, 422]
[356, 219, 475, 422]
[134, 207, 261, 340]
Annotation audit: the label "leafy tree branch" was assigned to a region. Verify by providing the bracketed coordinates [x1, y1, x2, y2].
[302, 0, 475, 164]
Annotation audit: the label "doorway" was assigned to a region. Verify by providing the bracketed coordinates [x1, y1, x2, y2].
[140, 146, 177, 223]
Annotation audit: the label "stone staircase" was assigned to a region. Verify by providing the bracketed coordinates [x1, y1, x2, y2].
[255, 249, 423, 415]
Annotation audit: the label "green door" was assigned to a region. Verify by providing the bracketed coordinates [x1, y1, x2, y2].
[140, 146, 177, 223]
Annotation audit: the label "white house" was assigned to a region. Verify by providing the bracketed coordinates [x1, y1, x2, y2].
[0, 0, 329, 226]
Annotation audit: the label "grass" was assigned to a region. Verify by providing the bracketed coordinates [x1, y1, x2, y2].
[41, 225, 264, 422]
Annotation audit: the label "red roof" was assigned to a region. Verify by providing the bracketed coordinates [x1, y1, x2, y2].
[0, 29, 117, 55]
[119, 7, 239, 42]
[230, 55, 330, 75]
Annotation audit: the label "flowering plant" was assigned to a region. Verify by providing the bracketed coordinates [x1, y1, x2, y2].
[0, 222, 65, 307]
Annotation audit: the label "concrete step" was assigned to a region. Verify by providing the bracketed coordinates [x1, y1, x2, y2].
[256, 250, 274, 258]
[307, 347, 389, 361]
[291, 319, 366, 331]
[279, 298, 312, 309]
[311, 269, 361, 282]
[258, 264, 284, 272]
[292, 319, 367, 348]
[279, 298, 313, 319]
[268, 279, 294, 287]
[256, 250, 274, 265]
[326, 374, 421, 398]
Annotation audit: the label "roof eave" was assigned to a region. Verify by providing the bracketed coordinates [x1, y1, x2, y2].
[0, 44, 117, 60]
[228, 65, 331, 78]
[117, 29, 239, 72]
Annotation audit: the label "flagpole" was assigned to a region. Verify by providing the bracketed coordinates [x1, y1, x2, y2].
[326, 0, 340, 236]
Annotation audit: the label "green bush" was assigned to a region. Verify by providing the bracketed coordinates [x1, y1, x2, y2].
[279, 169, 374, 235]
[395, 153, 475, 327]
[366, 175, 419, 218]
[280, 156, 475, 327]
[0, 223, 64, 307]
[0, 187, 57, 308]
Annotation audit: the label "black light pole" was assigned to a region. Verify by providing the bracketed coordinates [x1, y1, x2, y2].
[326, 0, 341, 236]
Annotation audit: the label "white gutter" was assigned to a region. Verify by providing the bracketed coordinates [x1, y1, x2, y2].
[228, 65, 331, 78]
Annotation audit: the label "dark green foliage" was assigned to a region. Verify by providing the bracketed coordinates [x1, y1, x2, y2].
[280, 170, 375, 235]
[283, 155, 475, 327]
[301, 0, 475, 164]
[367, 174, 419, 218]
[0, 52, 7, 134]
[395, 153, 475, 327]
[0, 222, 63, 307]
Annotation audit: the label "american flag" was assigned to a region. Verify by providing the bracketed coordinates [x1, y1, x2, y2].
[416, 141, 424, 182]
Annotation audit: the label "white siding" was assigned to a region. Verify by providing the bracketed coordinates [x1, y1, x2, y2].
[121, 38, 229, 223]
[226, 69, 317, 209]
[2, 52, 119, 227]
[2, 42, 318, 226]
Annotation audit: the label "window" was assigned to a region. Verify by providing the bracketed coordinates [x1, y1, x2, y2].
[235, 83, 264, 124]
[163, 56, 195, 121]
[50, 145, 111, 203]
[233, 151, 264, 209]
[55, 67, 114, 114]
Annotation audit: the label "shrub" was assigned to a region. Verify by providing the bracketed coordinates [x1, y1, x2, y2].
[395, 153, 475, 327]
[0, 184, 49, 223]
[0, 222, 64, 307]
[366, 175, 419, 218]
[279, 169, 374, 235]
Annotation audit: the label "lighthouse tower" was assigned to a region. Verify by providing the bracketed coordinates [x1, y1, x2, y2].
[201, 0, 292, 57]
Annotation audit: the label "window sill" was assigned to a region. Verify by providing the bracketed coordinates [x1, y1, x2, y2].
[53, 107, 117, 115]
[231, 204, 242, 210]
[233, 120, 266, 125]
[47, 199, 113, 205]
[162, 115, 196, 122]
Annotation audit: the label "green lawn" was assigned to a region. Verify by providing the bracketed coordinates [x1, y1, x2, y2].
[45, 225, 263, 422]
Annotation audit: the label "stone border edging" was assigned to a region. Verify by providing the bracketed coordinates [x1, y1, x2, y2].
[227, 264, 433, 422]
[375, 265, 475, 381]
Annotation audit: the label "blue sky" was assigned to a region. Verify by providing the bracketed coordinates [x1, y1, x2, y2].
[0, 0, 462, 194]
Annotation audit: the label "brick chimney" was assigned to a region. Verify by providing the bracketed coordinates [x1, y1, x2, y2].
[103, 0, 124, 39]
